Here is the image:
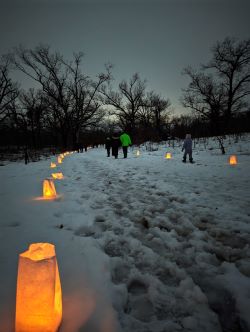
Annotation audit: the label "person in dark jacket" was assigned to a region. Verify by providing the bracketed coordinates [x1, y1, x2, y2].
[182, 134, 194, 163]
[111, 133, 120, 159]
[105, 137, 111, 157]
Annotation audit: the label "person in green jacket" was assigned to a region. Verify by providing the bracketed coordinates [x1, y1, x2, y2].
[120, 132, 132, 158]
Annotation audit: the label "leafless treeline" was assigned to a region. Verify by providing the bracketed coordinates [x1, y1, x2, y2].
[181, 37, 250, 136]
[0, 45, 171, 149]
[0, 37, 250, 151]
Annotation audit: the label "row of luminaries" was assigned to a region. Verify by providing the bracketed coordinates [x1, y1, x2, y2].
[15, 150, 238, 331]
[16, 151, 73, 332]
[44, 152, 238, 201]
[16, 149, 171, 332]
[43, 151, 72, 199]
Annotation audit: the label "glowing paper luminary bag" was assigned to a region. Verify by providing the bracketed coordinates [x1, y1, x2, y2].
[43, 179, 57, 199]
[50, 162, 56, 168]
[51, 172, 64, 180]
[165, 152, 172, 159]
[229, 155, 237, 165]
[15, 243, 62, 332]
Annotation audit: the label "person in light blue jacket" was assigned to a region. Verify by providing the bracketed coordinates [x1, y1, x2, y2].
[182, 134, 194, 163]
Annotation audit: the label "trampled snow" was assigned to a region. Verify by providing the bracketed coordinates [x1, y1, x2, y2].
[0, 136, 250, 332]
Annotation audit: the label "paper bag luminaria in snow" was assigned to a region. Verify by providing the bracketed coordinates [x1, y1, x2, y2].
[43, 179, 57, 199]
[50, 162, 56, 168]
[51, 172, 64, 180]
[229, 155, 237, 165]
[15, 243, 62, 332]
[57, 156, 63, 164]
[33, 179, 59, 200]
[165, 152, 172, 159]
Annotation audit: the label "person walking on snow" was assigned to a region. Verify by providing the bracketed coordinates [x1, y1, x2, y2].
[182, 134, 194, 163]
[120, 131, 132, 158]
[24, 147, 30, 165]
[111, 132, 120, 159]
[105, 137, 111, 157]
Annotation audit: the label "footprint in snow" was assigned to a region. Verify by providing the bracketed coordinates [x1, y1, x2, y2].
[54, 212, 63, 218]
[125, 279, 154, 321]
[128, 279, 148, 295]
[74, 225, 101, 238]
[75, 176, 81, 180]
[80, 193, 90, 199]
[111, 262, 131, 284]
[95, 215, 106, 223]
[7, 221, 20, 227]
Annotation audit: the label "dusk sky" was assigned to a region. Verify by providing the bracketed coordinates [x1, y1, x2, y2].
[0, 0, 250, 114]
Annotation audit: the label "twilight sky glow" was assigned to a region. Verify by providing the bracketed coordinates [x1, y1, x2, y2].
[0, 0, 249, 114]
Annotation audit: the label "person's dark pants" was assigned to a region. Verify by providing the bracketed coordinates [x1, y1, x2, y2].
[106, 147, 111, 157]
[183, 150, 193, 162]
[122, 146, 128, 158]
[112, 147, 118, 158]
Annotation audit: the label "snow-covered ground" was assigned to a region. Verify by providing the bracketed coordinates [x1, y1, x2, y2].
[0, 135, 250, 332]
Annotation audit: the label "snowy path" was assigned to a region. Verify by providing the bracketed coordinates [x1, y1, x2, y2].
[0, 144, 250, 332]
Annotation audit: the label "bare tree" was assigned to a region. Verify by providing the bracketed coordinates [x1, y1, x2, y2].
[182, 38, 250, 136]
[137, 100, 153, 129]
[181, 67, 227, 153]
[0, 57, 19, 123]
[147, 91, 171, 138]
[136, 91, 171, 140]
[64, 53, 112, 146]
[10, 45, 72, 147]
[100, 73, 146, 133]
[181, 67, 225, 134]
[10, 45, 111, 148]
[19, 89, 47, 148]
[204, 37, 250, 122]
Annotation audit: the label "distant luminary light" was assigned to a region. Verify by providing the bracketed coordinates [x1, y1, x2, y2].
[50, 162, 56, 168]
[229, 155, 237, 165]
[165, 152, 172, 159]
[57, 156, 62, 164]
[136, 150, 140, 157]
[51, 173, 64, 180]
[15, 243, 62, 332]
[43, 179, 57, 199]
